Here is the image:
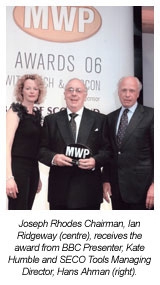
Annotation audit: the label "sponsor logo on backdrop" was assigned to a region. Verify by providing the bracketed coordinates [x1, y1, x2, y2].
[13, 6, 102, 42]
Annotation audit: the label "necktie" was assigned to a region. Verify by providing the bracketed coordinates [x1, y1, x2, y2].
[69, 113, 78, 141]
[117, 109, 129, 147]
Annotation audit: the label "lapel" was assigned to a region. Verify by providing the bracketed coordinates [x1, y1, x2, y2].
[56, 109, 75, 144]
[121, 104, 144, 147]
[77, 108, 94, 145]
[111, 108, 121, 143]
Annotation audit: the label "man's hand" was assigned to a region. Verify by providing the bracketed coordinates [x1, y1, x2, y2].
[78, 157, 95, 170]
[103, 182, 112, 203]
[146, 183, 154, 209]
[53, 154, 73, 166]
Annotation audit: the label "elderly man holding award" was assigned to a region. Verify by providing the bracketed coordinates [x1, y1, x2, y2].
[39, 78, 111, 210]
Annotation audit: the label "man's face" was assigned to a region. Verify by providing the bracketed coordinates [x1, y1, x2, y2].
[118, 77, 140, 108]
[64, 79, 87, 112]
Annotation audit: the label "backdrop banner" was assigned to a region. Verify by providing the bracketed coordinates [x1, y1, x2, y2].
[6, 6, 134, 209]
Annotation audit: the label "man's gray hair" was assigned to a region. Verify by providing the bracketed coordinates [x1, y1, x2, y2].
[64, 78, 88, 93]
[117, 76, 142, 92]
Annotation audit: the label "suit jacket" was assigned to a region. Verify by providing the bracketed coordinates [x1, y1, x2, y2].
[102, 104, 154, 204]
[39, 108, 111, 208]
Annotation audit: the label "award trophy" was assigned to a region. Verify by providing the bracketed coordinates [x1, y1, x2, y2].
[64, 143, 92, 166]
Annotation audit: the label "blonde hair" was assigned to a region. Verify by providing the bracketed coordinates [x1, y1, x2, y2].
[14, 74, 47, 104]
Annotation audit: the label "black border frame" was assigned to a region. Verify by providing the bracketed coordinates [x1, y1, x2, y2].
[134, 6, 143, 104]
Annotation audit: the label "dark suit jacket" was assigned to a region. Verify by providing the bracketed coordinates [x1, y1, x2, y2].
[102, 104, 154, 204]
[39, 108, 111, 208]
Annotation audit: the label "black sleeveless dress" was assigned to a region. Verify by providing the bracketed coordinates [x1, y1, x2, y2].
[8, 103, 42, 210]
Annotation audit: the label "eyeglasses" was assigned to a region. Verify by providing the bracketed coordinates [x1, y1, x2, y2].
[65, 87, 86, 94]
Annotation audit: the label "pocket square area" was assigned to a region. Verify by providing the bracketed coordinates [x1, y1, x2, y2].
[94, 128, 99, 131]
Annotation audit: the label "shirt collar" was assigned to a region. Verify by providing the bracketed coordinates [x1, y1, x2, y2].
[121, 102, 138, 113]
[67, 107, 84, 117]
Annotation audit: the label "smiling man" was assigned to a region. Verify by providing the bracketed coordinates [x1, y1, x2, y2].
[39, 78, 111, 210]
[102, 76, 154, 210]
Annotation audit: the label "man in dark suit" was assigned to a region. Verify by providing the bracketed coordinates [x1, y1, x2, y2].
[39, 78, 111, 210]
[102, 76, 154, 210]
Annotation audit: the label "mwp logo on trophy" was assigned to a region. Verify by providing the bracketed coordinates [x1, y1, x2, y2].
[65, 143, 92, 166]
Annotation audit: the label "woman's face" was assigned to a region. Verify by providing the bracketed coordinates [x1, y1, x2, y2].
[22, 79, 39, 104]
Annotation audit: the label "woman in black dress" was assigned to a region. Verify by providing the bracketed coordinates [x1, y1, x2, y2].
[6, 74, 46, 210]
